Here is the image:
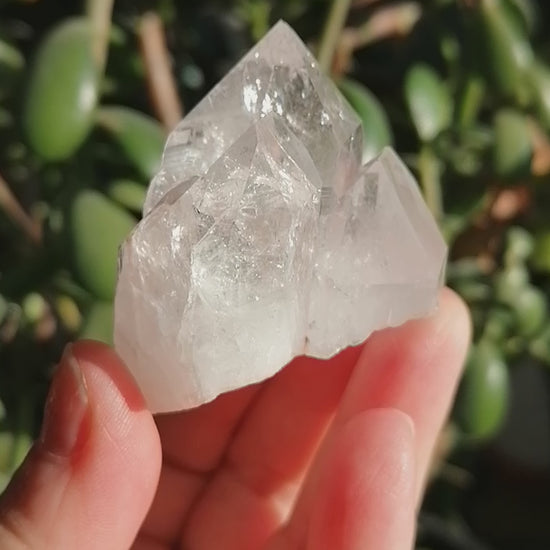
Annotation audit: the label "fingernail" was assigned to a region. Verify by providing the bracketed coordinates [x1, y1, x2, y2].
[39, 344, 90, 457]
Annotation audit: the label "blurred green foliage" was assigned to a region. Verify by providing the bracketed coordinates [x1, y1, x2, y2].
[1, 0, 550, 547]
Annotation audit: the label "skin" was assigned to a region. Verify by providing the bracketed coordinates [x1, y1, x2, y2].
[0, 287, 470, 550]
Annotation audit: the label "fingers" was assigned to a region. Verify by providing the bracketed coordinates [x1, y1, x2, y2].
[266, 409, 415, 550]
[142, 385, 260, 544]
[281, 288, 470, 546]
[226, 345, 362, 495]
[340, 287, 470, 501]
[306, 409, 416, 550]
[155, 384, 259, 472]
[178, 346, 361, 550]
[0, 341, 162, 550]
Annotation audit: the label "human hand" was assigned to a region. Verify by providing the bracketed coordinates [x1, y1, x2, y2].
[0, 288, 470, 550]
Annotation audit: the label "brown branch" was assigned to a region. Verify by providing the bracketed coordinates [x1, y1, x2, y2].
[86, 0, 114, 72]
[0, 173, 42, 245]
[333, 2, 421, 76]
[138, 12, 183, 131]
[345, 2, 421, 50]
[318, 0, 354, 73]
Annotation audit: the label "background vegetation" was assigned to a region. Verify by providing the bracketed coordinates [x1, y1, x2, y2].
[1, 0, 550, 548]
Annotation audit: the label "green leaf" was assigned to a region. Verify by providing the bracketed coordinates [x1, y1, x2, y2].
[531, 229, 550, 274]
[55, 295, 82, 332]
[70, 190, 136, 300]
[457, 341, 510, 441]
[0, 39, 24, 98]
[493, 109, 532, 179]
[513, 285, 547, 337]
[504, 226, 534, 265]
[404, 64, 452, 142]
[338, 78, 393, 161]
[527, 60, 550, 131]
[0, 432, 14, 473]
[0, 295, 7, 325]
[23, 18, 99, 161]
[483, 305, 516, 344]
[79, 301, 113, 345]
[107, 179, 147, 213]
[0, 39, 24, 72]
[477, 0, 533, 103]
[529, 324, 550, 365]
[96, 106, 165, 180]
[455, 74, 485, 130]
[494, 265, 529, 303]
[503, 0, 538, 36]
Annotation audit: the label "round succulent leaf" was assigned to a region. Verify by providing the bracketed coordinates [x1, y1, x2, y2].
[96, 106, 165, 181]
[454, 74, 485, 130]
[70, 190, 136, 300]
[0, 39, 24, 98]
[483, 305, 517, 344]
[23, 18, 98, 161]
[513, 285, 547, 337]
[107, 179, 147, 213]
[0, 39, 24, 72]
[451, 277, 492, 304]
[504, 226, 534, 265]
[0, 295, 8, 325]
[494, 264, 529, 303]
[477, 0, 534, 102]
[493, 109, 532, 179]
[338, 78, 393, 161]
[503, 0, 538, 36]
[79, 301, 113, 345]
[529, 325, 550, 365]
[404, 64, 452, 142]
[531, 229, 550, 274]
[21, 292, 47, 325]
[55, 295, 82, 332]
[527, 60, 550, 130]
[457, 341, 510, 441]
[0, 432, 14, 473]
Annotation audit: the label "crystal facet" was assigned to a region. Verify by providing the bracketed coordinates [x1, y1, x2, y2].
[114, 21, 447, 413]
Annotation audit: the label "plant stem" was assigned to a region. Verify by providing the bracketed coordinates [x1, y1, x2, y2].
[455, 74, 485, 131]
[138, 12, 184, 130]
[346, 2, 421, 50]
[0, 173, 42, 245]
[318, 0, 354, 73]
[86, 0, 114, 72]
[418, 145, 443, 222]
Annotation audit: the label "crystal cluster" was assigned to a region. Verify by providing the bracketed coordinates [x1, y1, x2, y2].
[114, 21, 447, 413]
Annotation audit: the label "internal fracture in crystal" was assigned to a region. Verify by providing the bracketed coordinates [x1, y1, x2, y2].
[114, 21, 447, 413]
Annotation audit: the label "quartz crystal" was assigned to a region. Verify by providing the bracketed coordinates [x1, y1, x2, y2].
[114, 21, 447, 413]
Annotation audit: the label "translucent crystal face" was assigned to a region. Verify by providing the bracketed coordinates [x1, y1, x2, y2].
[307, 148, 447, 357]
[115, 22, 447, 413]
[143, 21, 362, 216]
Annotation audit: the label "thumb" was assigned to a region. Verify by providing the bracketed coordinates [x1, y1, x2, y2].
[0, 341, 161, 550]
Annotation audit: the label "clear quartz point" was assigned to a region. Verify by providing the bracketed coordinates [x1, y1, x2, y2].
[114, 21, 447, 413]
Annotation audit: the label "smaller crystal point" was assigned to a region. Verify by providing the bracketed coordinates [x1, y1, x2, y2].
[114, 22, 447, 413]
[306, 147, 447, 357]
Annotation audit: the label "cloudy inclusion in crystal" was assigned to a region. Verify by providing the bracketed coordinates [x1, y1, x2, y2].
[114, 21, 447, 413]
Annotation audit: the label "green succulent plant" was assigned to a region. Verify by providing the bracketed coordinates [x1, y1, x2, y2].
[2, 0, 550, 547]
